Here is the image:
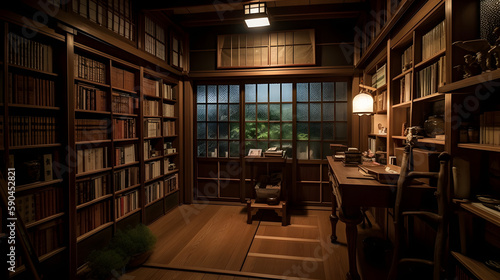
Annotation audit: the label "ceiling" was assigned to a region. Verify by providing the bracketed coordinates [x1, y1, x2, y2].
[140, 0, 366, 27]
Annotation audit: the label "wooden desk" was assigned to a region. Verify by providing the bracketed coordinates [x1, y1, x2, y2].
[326, 156, 432, 280]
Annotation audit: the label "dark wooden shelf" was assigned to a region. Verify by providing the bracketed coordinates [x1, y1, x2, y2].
[26, 212, 65, 229]
[418, 138, 445, 145]
[74, 77, 110, 88]
[112, 112, 138, 117]
[164, 135, 178, 138]
[414, 49, 446, 70]
[115, 183, 141, 195]
[9, 63, 58, 77]
[413, 92, 445, 103]
[114, 161, 139, 169]
[392, 68, 413, 81]
[459, 202, 500, 227]
[452, 251, 500, 280]
[77, 222, 114, 243]
[440, 68, 500, 93]
[113, 138, 138, 142]
[144, 115, 162, 118]
[76, 194, 113, 210]
[368, 133, 388, 138]
[145, 175, 164, 184]
[458, 143, 500, 153]
[244, 156, 286, 163]
[76, 139, 111, 145]
[392, 136, 407, 140]
[9, 143, 61, 150]
[75, 167, 112, 178]
[75, 109, 111, 115]
[16, 179, 64, 192]
[164, 152, 179, 157]
[111, 86, 138, 95]
[8, 104, 61, 110]
[10, 247, 67, 278]
[163, 98, 177, 103]
[392, 101, 411, 108]
[162, 116, 177, 120]
[145, 196, 164, 207]
[165, 169, 179, 176]
[116, 208, 141, 222]
[143, 94, 162, 100]
[144, 136, 162, 140]
[376, 83, 387, 91]
[145, 155, 163, 162]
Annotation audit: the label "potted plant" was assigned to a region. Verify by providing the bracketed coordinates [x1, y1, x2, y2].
[86, 248, 128, 280]
[109, 224, 157, 268]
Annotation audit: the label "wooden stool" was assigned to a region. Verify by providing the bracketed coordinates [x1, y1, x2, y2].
[247, 199, 287, 226]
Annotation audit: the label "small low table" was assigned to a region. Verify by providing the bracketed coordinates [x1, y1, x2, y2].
[246, 199, 287, 226]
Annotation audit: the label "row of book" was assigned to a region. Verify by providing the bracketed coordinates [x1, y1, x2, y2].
[113, 118, 136, 139]
[144, 118, 161, 138]
[75, 119, 109, 142]
[143, 99, 160, 116]
[163, 104, 175, 117]
[8, 73, 55, 107]
[144, 16, 166, 60]
[111, 66, 135, 91]
[75, 54, 106, 84]
[163, 84, 176, 100]
[8, 32, 53, 72]
[28, 219, 64, 258]
[401, 45, 413, 72]
[479, 111, 500, 146]
[164, 121, 176, 136]
[76, 200, 111, 236]
[145, 160, 162, 181]
[371, 63, 387, 89]
[143, 77, 161, 97]
[145, 180, 164, 204]
[8, 116, 56, 147]
[399, 72, 412, 103]
[17, 187, 62, 225]
[165, 174, 179, 194]
[115, 144, 136, 166]
[422, 20, 445, 61]
[416, 56, 445, 99]
[8, 153, 53, 185]
[76, 174, 109, 205]
[115, 190, 139, 219]
[112, 93, 138, 114]
[114, 166, 139, 192]
[144, 140, 161, 160]
[76, 84, 107, 111]
[76, 147, 108, 174]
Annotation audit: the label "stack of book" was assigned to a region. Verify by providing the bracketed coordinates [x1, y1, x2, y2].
[422, 20, 445, 61]
[343, 149, 361, 166]
[264, 148, 285, 158]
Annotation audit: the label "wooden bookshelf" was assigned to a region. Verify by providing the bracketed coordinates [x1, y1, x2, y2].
[75, 167, 112, 178]
[115, 183, 141, 195]
[452, 251, 500, 280]
[25, 213, 66, 229]
[460, 202, 500, 228]
[457, 143, 500, 153]
[76, 222, 114, 243]
[16, 179, 64, 192]
[439, 68, 500, 93]
[76, 194, 113, 210]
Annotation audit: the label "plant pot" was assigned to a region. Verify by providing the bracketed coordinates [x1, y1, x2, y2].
[127, 250, 153, 268]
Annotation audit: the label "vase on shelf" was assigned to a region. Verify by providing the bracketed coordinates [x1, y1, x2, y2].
[424, 115, 445, 138]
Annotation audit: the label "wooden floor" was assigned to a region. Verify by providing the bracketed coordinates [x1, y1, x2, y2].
[121, 204, 390, 280]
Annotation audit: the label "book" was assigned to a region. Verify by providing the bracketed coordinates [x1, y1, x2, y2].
[43, 154, 53, 181]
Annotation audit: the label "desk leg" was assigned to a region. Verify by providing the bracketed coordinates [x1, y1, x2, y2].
[341, 208, 363, 280]
[330, 190, 339, 243]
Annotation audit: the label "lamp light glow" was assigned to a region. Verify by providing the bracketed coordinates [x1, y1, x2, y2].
[245, 17, 270, 28]
[352, 92, 374, 116]
[243, 2, 269, 28]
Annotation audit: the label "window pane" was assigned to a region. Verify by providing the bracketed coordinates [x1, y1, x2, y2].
[227, 104, 238, 121]
[282, 123, 292, 140]
[207, 85, 217, 103]
[257, 141, 268, 151]
[310, 83, 321, 101]
[310, 123, 321, 140]
[297, 103, 308, 121]
[310, 142, 321, 159]
[197, 123, 206, 139]
[245, 104, 255, 121]
[197, 86, 206, 103]
[229, 85, 240, 103]
[270, 104, 281, 121]
[323, 82, 334, 101]
[336, 122, 347, 140]
[257, 123, 268, 139]
[322, 103, 334, 121]
[336, 82, 347, 101]
[282, 142, 292, 158]
[336, 103, 347, 121]
[297, 83, 308, 102]
[197, 105, 206, 121]
[282, 83, 292, 102]
[219, 141, 228, 157]
[282, 104, 292, 121]
[245, 84, 256, 102]
[245, 141, 256, 155]
[207, 104, 217, 121]
[197, 141, 206, 157]
[218, 104, 228, 121]
[230, 141, 240, 157]
[323, 123, 334, 140]
[297, 142, 308, 159]
[230, 123, 240, 139]
[218, 85, 228, 103]
[207, 141, 217, 157]
[270, 84, 280, 102]
[297, 123, 308, 140]
[269, 123, 280, 139]
[207, 123, 217, 139]
[310, 103, 321, 121]
[257, 104, 268, 121]
[323, 142, 333, 159]
[219, 123, 228, 139]
[257, 84, 268, 103]
[245, 122, 256, 139]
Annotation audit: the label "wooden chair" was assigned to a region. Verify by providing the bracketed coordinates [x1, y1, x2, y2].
[388, 142, 451, 280]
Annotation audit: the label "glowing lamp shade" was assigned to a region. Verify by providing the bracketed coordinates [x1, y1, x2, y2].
[352, 92, 374, 116]
[245, 17, 270, 28]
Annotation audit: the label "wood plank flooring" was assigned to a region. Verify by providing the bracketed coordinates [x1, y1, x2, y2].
[121, 204, 391, 280]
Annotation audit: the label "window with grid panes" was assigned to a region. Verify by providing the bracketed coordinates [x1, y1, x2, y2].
[196, 85, 240, 158]
[172, 35, 184, 69]
[144, 16, 165, 60]
[296, 82, 348, 159]
[244, 83, 293, 157]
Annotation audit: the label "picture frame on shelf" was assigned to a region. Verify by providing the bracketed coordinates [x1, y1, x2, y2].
[248, 149, 262, 157]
